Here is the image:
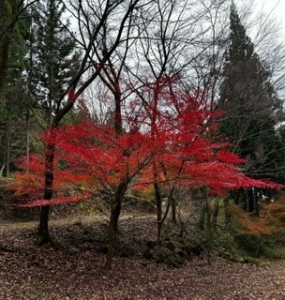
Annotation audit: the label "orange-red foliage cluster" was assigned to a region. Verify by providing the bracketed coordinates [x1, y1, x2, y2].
[9, 78, 281, 207]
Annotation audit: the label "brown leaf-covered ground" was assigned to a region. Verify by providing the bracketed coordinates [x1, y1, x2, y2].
[1, 215, 285, 300]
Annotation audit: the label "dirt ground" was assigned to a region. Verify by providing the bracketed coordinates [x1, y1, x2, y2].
[1, 215, 285, 300]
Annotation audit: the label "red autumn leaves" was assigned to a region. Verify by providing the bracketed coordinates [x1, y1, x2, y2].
[10, 78, 281, 207]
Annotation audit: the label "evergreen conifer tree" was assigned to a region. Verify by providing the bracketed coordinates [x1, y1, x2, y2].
[218, 2, 285, 212]
[0, 0, 29, 90]
[29, 0, 80, 125]
[0, 0, 30, 176]
[219, 2, 283, 183]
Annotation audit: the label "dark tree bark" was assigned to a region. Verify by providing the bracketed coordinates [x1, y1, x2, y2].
[224, 196, 231, 225]
[0, 34, 9, 91]
[171, 195, 176, 224]
[37, 142, 55, 244]
[211, 199, 220, 230]
[105, 181, 127, 269]
[253, 188, 259, 217]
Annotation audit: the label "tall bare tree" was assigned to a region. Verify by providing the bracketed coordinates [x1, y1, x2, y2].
[37, 0, 143, 245]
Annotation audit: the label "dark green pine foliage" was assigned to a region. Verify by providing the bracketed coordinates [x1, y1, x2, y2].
[0, 0, 30, 176]
[219, 2, 285, 184]
[0, 0, 29, 95]
[30, 0, 80, 125]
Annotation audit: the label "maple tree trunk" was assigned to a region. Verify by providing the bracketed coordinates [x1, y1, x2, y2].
[158, 194, 172, 239]
[105, 209, 117, 270]
[154, 181, 163, 241]
[105, 199, 122, 269]
[105, 181, 126, 269]
[114, 89, 123, 134]
[38, 142, 55, 245]
[151, 82, 164, 241]
[110, 196, 122, 233]
[204, 188, 212, 266]
[38, 206, 50, 245]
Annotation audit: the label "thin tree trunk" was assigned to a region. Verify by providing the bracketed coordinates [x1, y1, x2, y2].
[154, 181, 163, 241]
[0, 164, 5, 177]
[37, 142, 55, 245]
[105, 181, 127, 269]
[110, 191, 123, 233]
[211, 199, 219, 230]
[0, 34, 10, 91]
[5, 122, 10, 177]
[199, 206, 207, 230]
[224, 196, 231, 224]
[158, 192, 172, 240]
[253, 188, 259, 217]
[246, 189, 254, 214]
[114, 89, 122, 134]
[204, 187, 212, 266]
[171, 195, 176, 224]
[26, 108, 30, 172]
[105, 207, 117, 270]
[246, 189, 250, 213]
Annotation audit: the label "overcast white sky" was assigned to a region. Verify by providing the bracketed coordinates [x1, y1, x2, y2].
[262, 0, 285, 35]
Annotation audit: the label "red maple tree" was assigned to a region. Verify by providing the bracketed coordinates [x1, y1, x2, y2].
[9, 77, 282, 267]
[128, 77, 281, 239]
